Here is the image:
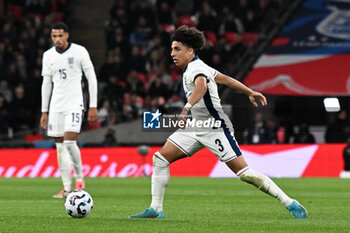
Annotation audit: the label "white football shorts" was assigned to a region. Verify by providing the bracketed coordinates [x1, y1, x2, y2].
[167, 128, 242, 162]
[47, 109, 84, 137]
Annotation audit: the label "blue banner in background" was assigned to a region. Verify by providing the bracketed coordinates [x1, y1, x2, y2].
[244, 0, 350, 96]
[267, 0, 350, 55]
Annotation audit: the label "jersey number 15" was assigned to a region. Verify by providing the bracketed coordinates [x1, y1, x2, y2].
[59, 69, 67, 79]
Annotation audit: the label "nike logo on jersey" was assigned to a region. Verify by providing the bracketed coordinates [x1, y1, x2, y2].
[221, 152, 228, 158]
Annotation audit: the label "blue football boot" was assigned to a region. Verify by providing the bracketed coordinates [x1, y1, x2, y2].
[129, 207, 164, 219]
[286, 200, 308, 218]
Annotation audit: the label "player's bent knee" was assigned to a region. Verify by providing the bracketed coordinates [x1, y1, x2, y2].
[238, 167, 269, 192]
[153, 152, 169, 168]
[152, 152, 170, 182]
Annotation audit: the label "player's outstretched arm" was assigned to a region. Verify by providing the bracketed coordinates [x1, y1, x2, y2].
[215, 72, 267, 107]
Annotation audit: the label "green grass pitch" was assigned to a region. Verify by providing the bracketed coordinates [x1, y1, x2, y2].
[0, 177, 349, 233]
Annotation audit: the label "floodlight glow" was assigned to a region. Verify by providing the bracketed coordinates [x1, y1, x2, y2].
[323, 97, 340, 112]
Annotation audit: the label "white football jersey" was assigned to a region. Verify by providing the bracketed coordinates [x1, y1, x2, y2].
[182, 56, 233, 131]
[41, 43, 93, 112]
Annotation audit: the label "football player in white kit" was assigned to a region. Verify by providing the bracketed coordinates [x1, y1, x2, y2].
[40, 22, 98, 198]
[130, 26, 308, 218]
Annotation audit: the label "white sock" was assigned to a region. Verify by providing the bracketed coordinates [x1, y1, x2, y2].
[56, 142, 72, 191]
[150, 152, 170, 212]
[238, 167, 293, 207]
[64, 140, 84, 181]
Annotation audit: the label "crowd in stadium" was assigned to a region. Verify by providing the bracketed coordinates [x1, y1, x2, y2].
[98, 0, 275, 126]
[1, 0, 349, 144]
[0, 0, 70, 136]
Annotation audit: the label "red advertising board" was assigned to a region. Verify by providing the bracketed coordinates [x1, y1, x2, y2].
[0, 144, 346, 178]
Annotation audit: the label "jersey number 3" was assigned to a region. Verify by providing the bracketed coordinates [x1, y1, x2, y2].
[215, 139, 224, 152]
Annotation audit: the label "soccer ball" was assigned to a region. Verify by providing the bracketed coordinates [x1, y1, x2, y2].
[64, 190, 93, 218]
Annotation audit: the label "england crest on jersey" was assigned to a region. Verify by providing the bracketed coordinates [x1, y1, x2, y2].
[317, 9, 350, 40]
[68, 57, 74, 65]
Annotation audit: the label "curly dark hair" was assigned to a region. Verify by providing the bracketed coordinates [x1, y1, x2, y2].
[171, 25, 206, 53]
[51, 22, 69, 33]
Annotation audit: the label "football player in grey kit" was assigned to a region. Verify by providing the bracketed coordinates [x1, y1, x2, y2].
[40, 22, 98, 198]
[130, 26, 308, 219]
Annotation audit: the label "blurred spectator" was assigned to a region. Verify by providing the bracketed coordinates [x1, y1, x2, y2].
[125, 70, 145, 97]
[149, 64, 173, 90]
[280, 121, 296, 144]
[0, 21, 17, 47]
[11, 84, 31, 129]
[170, 72, 185, 98]
[246, 112, 273, 144]
[103, 128, 119, 147]
[99, 52, 122, 84]
[148, 75, 169, 99]
[25, 0, 46, 14]
[145, 48, 162, 73]
[110, 0, 130, 21]
[266, 119, 279, 144]
[166, 85, 184, 113]
[123, 93, 142, 120]
[143, 94, 158, 112]
[15, 53, 27, 80]
[104, 75, 125, 110]
[256, 0, 274, 20]
[130, 93, 143, 115]
[129, 16, 151, 46]
[234, 0, 251, 20]
[98, 99, 116, 127]
[197, 1, 218, 33]
[125, 46, 146, 74]
[219, 12, 243, 36]
[293, 123, 315, 144]
[131, 0, 155, 28]
[175, 0, 194, 16]
[325, 110, 350, 143]
[242, 10, 260, 32]
[154, 24, 171, 47]
[209, 53, 225, 72]
[108, 27, 129, 52]
[107, 5, 130, 39]
[5, 63, 21, 87]
[157, 1, 175, 25]
[0, 80, 13, 103]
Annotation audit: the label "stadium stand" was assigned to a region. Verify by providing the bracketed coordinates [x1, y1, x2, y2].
[3, 0, 329, 147]
[0, 0, 70, 143]
[99, 0, 284, 128]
